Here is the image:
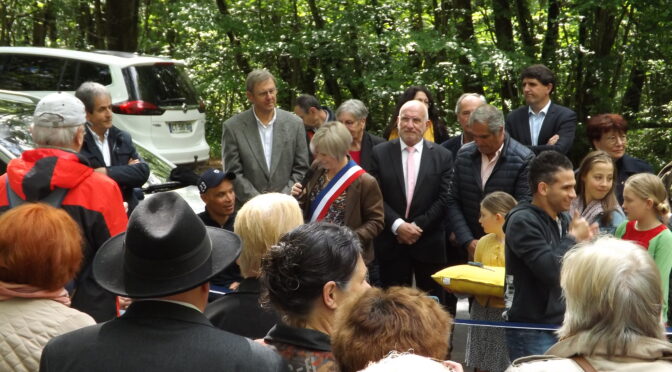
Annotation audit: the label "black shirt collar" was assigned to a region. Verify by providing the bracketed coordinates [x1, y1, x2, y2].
[264, 322, 331, 352]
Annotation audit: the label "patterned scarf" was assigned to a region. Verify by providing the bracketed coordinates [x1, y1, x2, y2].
[0, 281, 71, 305]
[570, 198, 608, 225]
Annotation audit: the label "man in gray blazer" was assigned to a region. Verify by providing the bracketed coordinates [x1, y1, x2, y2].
[222, 69, 309, 206]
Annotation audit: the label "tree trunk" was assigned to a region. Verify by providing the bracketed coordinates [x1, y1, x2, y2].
[514, 0, 535, 58]
[433, 0, 450, 35]
[307, 0, 341, 103]
[31, 0, 56, 47]
[491, 0, 517, 109]
[92, 0, 105, 48]
[216, 0, 251, 75]
[105, 0, 139, 52]
[451, 0, 483, 94]
[621, 65, 645, 119]
[541, 0, 560, 66]
[412, 0, 424, 31]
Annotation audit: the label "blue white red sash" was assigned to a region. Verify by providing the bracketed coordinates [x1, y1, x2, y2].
[309, 160, 365, 222]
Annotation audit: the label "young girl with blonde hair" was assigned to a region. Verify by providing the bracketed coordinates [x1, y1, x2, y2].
[616, 173, 672, 323]
[466, 191, 517, 372]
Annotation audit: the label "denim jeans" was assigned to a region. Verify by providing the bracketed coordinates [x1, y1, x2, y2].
[505, 328, 558, 361]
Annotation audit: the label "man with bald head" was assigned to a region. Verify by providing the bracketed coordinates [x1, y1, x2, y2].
[370, 100, 453, 302]
[441, 93, 486, 159]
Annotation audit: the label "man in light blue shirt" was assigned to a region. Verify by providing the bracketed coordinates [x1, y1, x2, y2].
[505, 64, 577, 155]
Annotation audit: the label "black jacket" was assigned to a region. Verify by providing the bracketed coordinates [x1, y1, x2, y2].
[198, 210, 242, 289]
[505, 102, 577, 155]
[370, 139, 453, 263]
[80, 125, 150, 212]
[503, 202, 575, 324]
[40, 301, 288, 372]
[359, 131, 385, 172]
[615, 154, 654, 204]
[447, 134, 534, 248]
[441, 134, 464, 160]
[205, 278, 280, 340]
[305, 107, 336, 164]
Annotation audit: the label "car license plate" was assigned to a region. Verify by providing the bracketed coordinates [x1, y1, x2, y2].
[168, 121, 193, 133]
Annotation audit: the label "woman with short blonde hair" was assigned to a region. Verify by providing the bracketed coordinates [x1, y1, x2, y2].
[292, 121, 384, 264]
[310, 121, 352, 160]
[205, 193, 303, 339]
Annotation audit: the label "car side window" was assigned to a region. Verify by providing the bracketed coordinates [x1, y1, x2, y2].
[0, 54, 65, 91]
[78, 61, 112, 86]
[0, 55, 111, 91]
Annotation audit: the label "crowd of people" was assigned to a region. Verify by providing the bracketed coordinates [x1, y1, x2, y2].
[1, 61, 671, 372]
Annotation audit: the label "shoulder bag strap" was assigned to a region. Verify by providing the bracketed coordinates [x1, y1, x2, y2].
[572, 356, 598, 372]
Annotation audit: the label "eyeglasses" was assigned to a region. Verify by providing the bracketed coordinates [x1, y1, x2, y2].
[604, 134, 627, 145]
[255, 88, 277, 97]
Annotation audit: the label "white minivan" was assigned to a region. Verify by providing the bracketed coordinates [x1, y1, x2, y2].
[0, 47, 209, 165]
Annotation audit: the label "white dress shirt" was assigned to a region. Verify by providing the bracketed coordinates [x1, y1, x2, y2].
[528, 100, 551, 146]
[253, 107, 277, 171]
[87, 125, 111, 167]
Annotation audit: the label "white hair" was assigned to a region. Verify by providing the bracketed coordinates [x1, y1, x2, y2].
[360, 352, 452, 372]
[31, 124, 82, 148]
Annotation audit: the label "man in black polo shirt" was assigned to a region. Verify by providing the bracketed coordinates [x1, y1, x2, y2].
[198, 168, 241, 299]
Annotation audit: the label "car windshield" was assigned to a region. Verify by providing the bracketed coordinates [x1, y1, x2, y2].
[122, 64, 200, 107]
[135, 142, 172, 184]
[0, 97, 36, 157]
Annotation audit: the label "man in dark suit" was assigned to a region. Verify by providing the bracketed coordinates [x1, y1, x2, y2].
[441, 93, 486, 159]
[222, 69, 309, 206]
[293, 94, 336, 164]
[76, 82, 149, 213]
[335, 99, 385, 172]
[505, 64, 577, 155]
[39, 192, 288, 372]
[370, 100, 452, 302]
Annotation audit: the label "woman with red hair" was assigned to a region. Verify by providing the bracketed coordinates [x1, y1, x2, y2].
[0, 203, 94, 372]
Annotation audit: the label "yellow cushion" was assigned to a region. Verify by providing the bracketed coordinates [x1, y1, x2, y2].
[432, 264, 505, 297]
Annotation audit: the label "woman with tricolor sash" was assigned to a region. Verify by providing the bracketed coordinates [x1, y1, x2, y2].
[292, 121, 384, 264]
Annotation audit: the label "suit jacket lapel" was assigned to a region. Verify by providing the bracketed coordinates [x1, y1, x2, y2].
[83, 127, 105, 166]
[270, 113, 286, 177]
[389, 140, 406, 202]
[414, 141, 432, 195]
[241, 111, 269, 176]
[520, 109, 533, 145]
[538, 102, 556, 142]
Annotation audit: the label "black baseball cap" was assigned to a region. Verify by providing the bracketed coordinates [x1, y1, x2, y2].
[198, 168, 236, 194]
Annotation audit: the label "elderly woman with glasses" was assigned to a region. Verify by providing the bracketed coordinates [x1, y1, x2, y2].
[587, 114, 653, 204]
[335, 99, 385, 172]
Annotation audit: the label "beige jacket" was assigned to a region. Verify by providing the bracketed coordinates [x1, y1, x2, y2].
[0, 298, 95, 372]
[507, 334, 672, 371]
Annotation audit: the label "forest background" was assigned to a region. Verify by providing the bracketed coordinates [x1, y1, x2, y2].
[1, 0, 671, 169]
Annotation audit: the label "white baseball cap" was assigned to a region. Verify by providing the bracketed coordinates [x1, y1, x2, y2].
[33, 93, 86, 128]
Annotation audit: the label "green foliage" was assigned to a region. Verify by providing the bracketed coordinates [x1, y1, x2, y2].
[0, 0, 670, 165]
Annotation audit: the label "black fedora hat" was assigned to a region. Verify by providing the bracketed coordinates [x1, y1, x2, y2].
[93, 192, 241, 298]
